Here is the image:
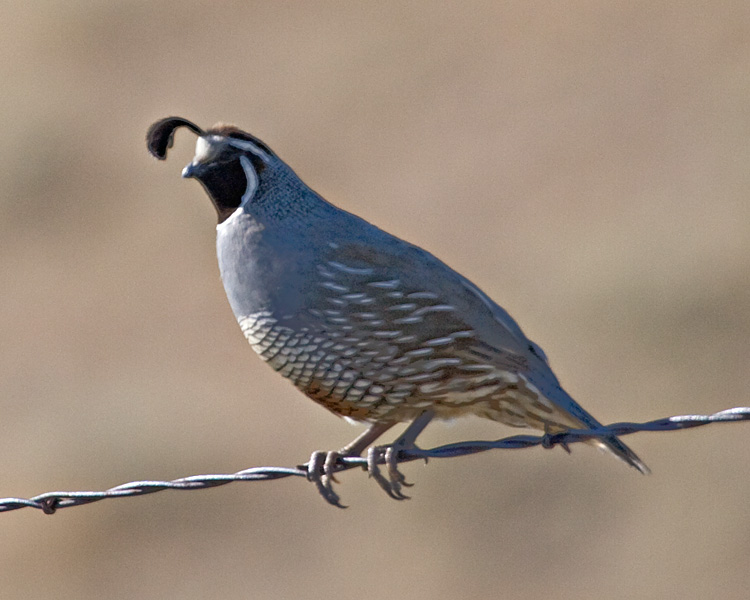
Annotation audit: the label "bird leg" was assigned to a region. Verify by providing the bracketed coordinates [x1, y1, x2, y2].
[367, 410, 435, 501]
[304, 421, 396, 508]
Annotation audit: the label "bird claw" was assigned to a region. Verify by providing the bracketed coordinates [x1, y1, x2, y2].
[366, 444, 412, 501]
[302, 450, 347, 508]
[385, 445, 414, 488]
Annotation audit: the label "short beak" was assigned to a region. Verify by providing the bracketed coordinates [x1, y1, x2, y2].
[182, 163, 198, 178]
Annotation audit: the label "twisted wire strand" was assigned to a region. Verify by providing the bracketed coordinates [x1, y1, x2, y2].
[2, 407, 747, 515]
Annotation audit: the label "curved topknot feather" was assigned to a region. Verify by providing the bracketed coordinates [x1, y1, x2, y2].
[146, 117, 205, 160]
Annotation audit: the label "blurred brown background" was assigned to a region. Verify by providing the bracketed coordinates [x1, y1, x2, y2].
[1, 2, 749, 598]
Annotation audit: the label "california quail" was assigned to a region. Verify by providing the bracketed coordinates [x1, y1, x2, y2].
[147, 116, 649, 505]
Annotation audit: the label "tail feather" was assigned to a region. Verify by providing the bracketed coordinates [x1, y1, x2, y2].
[594, 433, 650, 475]
[527, 374, 650, 475]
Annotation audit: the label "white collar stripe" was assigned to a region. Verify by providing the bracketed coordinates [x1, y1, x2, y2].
[239, 155, 259, 207]
[228, 138, 272, 163]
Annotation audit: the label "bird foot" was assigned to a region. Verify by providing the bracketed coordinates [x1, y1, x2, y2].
[366, 441, 416, 501]
[302, 450, 349, 508]
[301, 442, 418, 506]
[301, 412, 432, 507]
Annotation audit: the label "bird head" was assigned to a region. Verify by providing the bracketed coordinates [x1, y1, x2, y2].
[146, 116, 276, 223]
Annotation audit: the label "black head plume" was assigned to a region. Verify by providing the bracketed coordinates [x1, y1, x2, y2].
[146, 117, 205, 160]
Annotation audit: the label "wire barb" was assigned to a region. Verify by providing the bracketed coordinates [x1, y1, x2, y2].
[1, 407, 748, 514]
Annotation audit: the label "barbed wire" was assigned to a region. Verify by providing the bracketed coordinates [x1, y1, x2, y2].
[1, 407, 747, 514]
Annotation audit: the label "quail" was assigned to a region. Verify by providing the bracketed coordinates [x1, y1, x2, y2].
[147, 116, 649, 505]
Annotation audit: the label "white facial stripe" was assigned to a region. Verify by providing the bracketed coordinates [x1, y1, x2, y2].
[227, 138, 272, 163]
[239, 155, 259, 207]
[194, 136, 218, 162]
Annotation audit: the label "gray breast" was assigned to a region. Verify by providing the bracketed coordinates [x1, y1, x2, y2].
[216, 208, 310, 319]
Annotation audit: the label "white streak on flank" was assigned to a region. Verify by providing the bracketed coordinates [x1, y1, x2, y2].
[326, 317, 349, 325]
[422, 358, 462, 370]
[319, 281, 349, 293]
[407, 291, 439, 300]
[238, 155, 259, 207]
[372, 330, 403, 339]
[393, 316, 423, 325]
[404, 347, 434, 358]
[418, 382, 445, 394]
[389, 355, 410, 365]
[227, 138, 272, 163]
[327, 261, 375, 275]
[316, 264, 336, 278]
[387, 303, 417, 312]
[451, 330, 475, 339]
[392, 382, 414, 392]
[423, 336, 455, 347]
[368, 279, 400, 289]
